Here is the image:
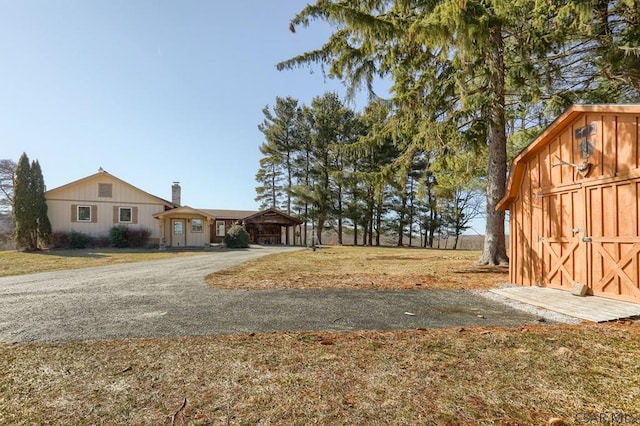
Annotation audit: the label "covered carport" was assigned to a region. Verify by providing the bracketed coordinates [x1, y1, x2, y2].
[243, 208, 303, 245]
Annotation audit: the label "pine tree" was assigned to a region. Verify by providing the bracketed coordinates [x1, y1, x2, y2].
[305, 92, 348, 245]
[257, 97, 305, 214]
[12, 153, 33, 249]
[31, 160, 51, 247]
[12, 153, 50, 250]
[254, 144, 284, 210]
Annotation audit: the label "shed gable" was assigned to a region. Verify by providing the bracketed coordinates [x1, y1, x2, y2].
[500, 104, 640, 304]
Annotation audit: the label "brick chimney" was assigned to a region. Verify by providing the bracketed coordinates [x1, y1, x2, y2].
[171, 182, 181, 206]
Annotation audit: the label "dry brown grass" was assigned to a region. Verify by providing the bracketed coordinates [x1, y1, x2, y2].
[2, 323, 640, 425]
[207, 246, 507, 290]
[0, 249, 206, 277]
[4, 245, 638, 424]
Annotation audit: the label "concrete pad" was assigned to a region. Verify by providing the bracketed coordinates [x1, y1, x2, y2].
[490, 286, 640, 323]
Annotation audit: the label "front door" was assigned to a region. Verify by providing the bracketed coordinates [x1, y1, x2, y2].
[172, 219, 186, 247]
[539, 181, 640, 302]
[539, 188, 586, 291]
[585, 181, 640, 302]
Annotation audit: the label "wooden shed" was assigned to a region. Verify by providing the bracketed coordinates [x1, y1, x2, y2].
[498, 104, 640, 303]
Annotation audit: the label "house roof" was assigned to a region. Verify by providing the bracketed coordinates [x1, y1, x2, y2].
[497, 104, 640, 211]
[199, 209, 259, 220]
[45, 168, 176, 208]
[199, 208, 304, 224]
[243, 208, 304, 225]
[153, 206, 216, 220]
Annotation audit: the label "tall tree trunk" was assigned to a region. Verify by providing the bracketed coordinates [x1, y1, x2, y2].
[316, 216, 324, 245]
[362, 220, 368, 246]
[286, 151, 292, 215]
[353, 219, 358, 246]
[303, 204, 308, 245]
[478, 24, 509, 265]
[375, 205, 382, 246]
[337, 184, 343, 245]
[397, 194, 407, 247]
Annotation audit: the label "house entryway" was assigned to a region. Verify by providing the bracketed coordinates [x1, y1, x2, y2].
[171, 219, 186, 247]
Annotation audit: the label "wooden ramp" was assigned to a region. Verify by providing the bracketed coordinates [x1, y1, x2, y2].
[490, 287, 640, 323]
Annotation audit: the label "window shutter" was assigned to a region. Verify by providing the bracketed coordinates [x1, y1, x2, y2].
[91, 205, 98, 223]
[132, 207, 138, 224]
[113, 206, 118, 223]
[71, 204, 77, 222]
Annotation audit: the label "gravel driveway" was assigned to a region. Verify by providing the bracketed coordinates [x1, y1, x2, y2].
[1, 247, 548, 343]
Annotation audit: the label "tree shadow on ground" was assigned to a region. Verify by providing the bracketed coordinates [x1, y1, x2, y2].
[33, 249, 109, 259]
[454, 266, 508, 274]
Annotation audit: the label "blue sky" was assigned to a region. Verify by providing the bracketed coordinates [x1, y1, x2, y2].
[1, 1, 376, 210]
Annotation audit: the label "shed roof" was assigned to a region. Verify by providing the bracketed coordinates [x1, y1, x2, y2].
[497, 104, 640, 211]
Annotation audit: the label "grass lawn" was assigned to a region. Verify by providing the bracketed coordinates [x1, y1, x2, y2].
[2, 245, 639, 424]
[207, 246, 508, 290]
[0, 248, 206, 277]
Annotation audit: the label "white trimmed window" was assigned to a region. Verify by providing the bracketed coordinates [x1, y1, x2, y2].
[78, 206, 92, 222]
[119, 207, 132, 223]
[191, 218, 203, 233]
[216, 220, 226, 237]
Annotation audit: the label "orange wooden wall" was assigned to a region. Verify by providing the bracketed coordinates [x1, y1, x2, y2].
[506, 107, 640, 302]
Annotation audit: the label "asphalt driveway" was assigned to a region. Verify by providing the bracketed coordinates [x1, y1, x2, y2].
[0, 247, 548, 343]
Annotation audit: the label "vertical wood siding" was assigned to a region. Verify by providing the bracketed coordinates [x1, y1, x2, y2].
[46, 173, 165, 240]
[509, 111, 640, 303]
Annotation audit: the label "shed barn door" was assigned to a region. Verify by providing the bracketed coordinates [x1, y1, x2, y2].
[539, 188, 587, 291]
[585, 181, 640, 302]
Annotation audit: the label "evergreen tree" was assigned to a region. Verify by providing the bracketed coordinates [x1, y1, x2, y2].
[305, 92, 349, 244]
[13, 153, 33, 249]
[254, 145, 284, 210]
[31, 160, 51, 247]
[12, 153, 51, 250]
[257, 97, 305, 214]
[277, 1, 496, 260]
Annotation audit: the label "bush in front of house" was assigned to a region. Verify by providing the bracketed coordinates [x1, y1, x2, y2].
[69, 231, 92, 249]
[224, 225, 250, 248]
[109, 226, 152, 248]
[49, 232, 69, 248]
[126, 228, 151, 248]
[109, 225, 129, 248]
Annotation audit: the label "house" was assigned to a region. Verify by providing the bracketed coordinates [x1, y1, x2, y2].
[201, 209, 261, 244]
[497, 104, 640, 303]
[45, 168, 302, 248]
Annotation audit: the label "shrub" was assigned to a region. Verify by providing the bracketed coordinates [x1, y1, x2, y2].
[91, 235, 111, 248]
[69, 231, 91, 249]
[109, 225, 129, 248]
[127, 228, 151, 248]
[49, 232, 69, 249]
[109, 226, 151, 248]
[224, 225, 250, 248]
